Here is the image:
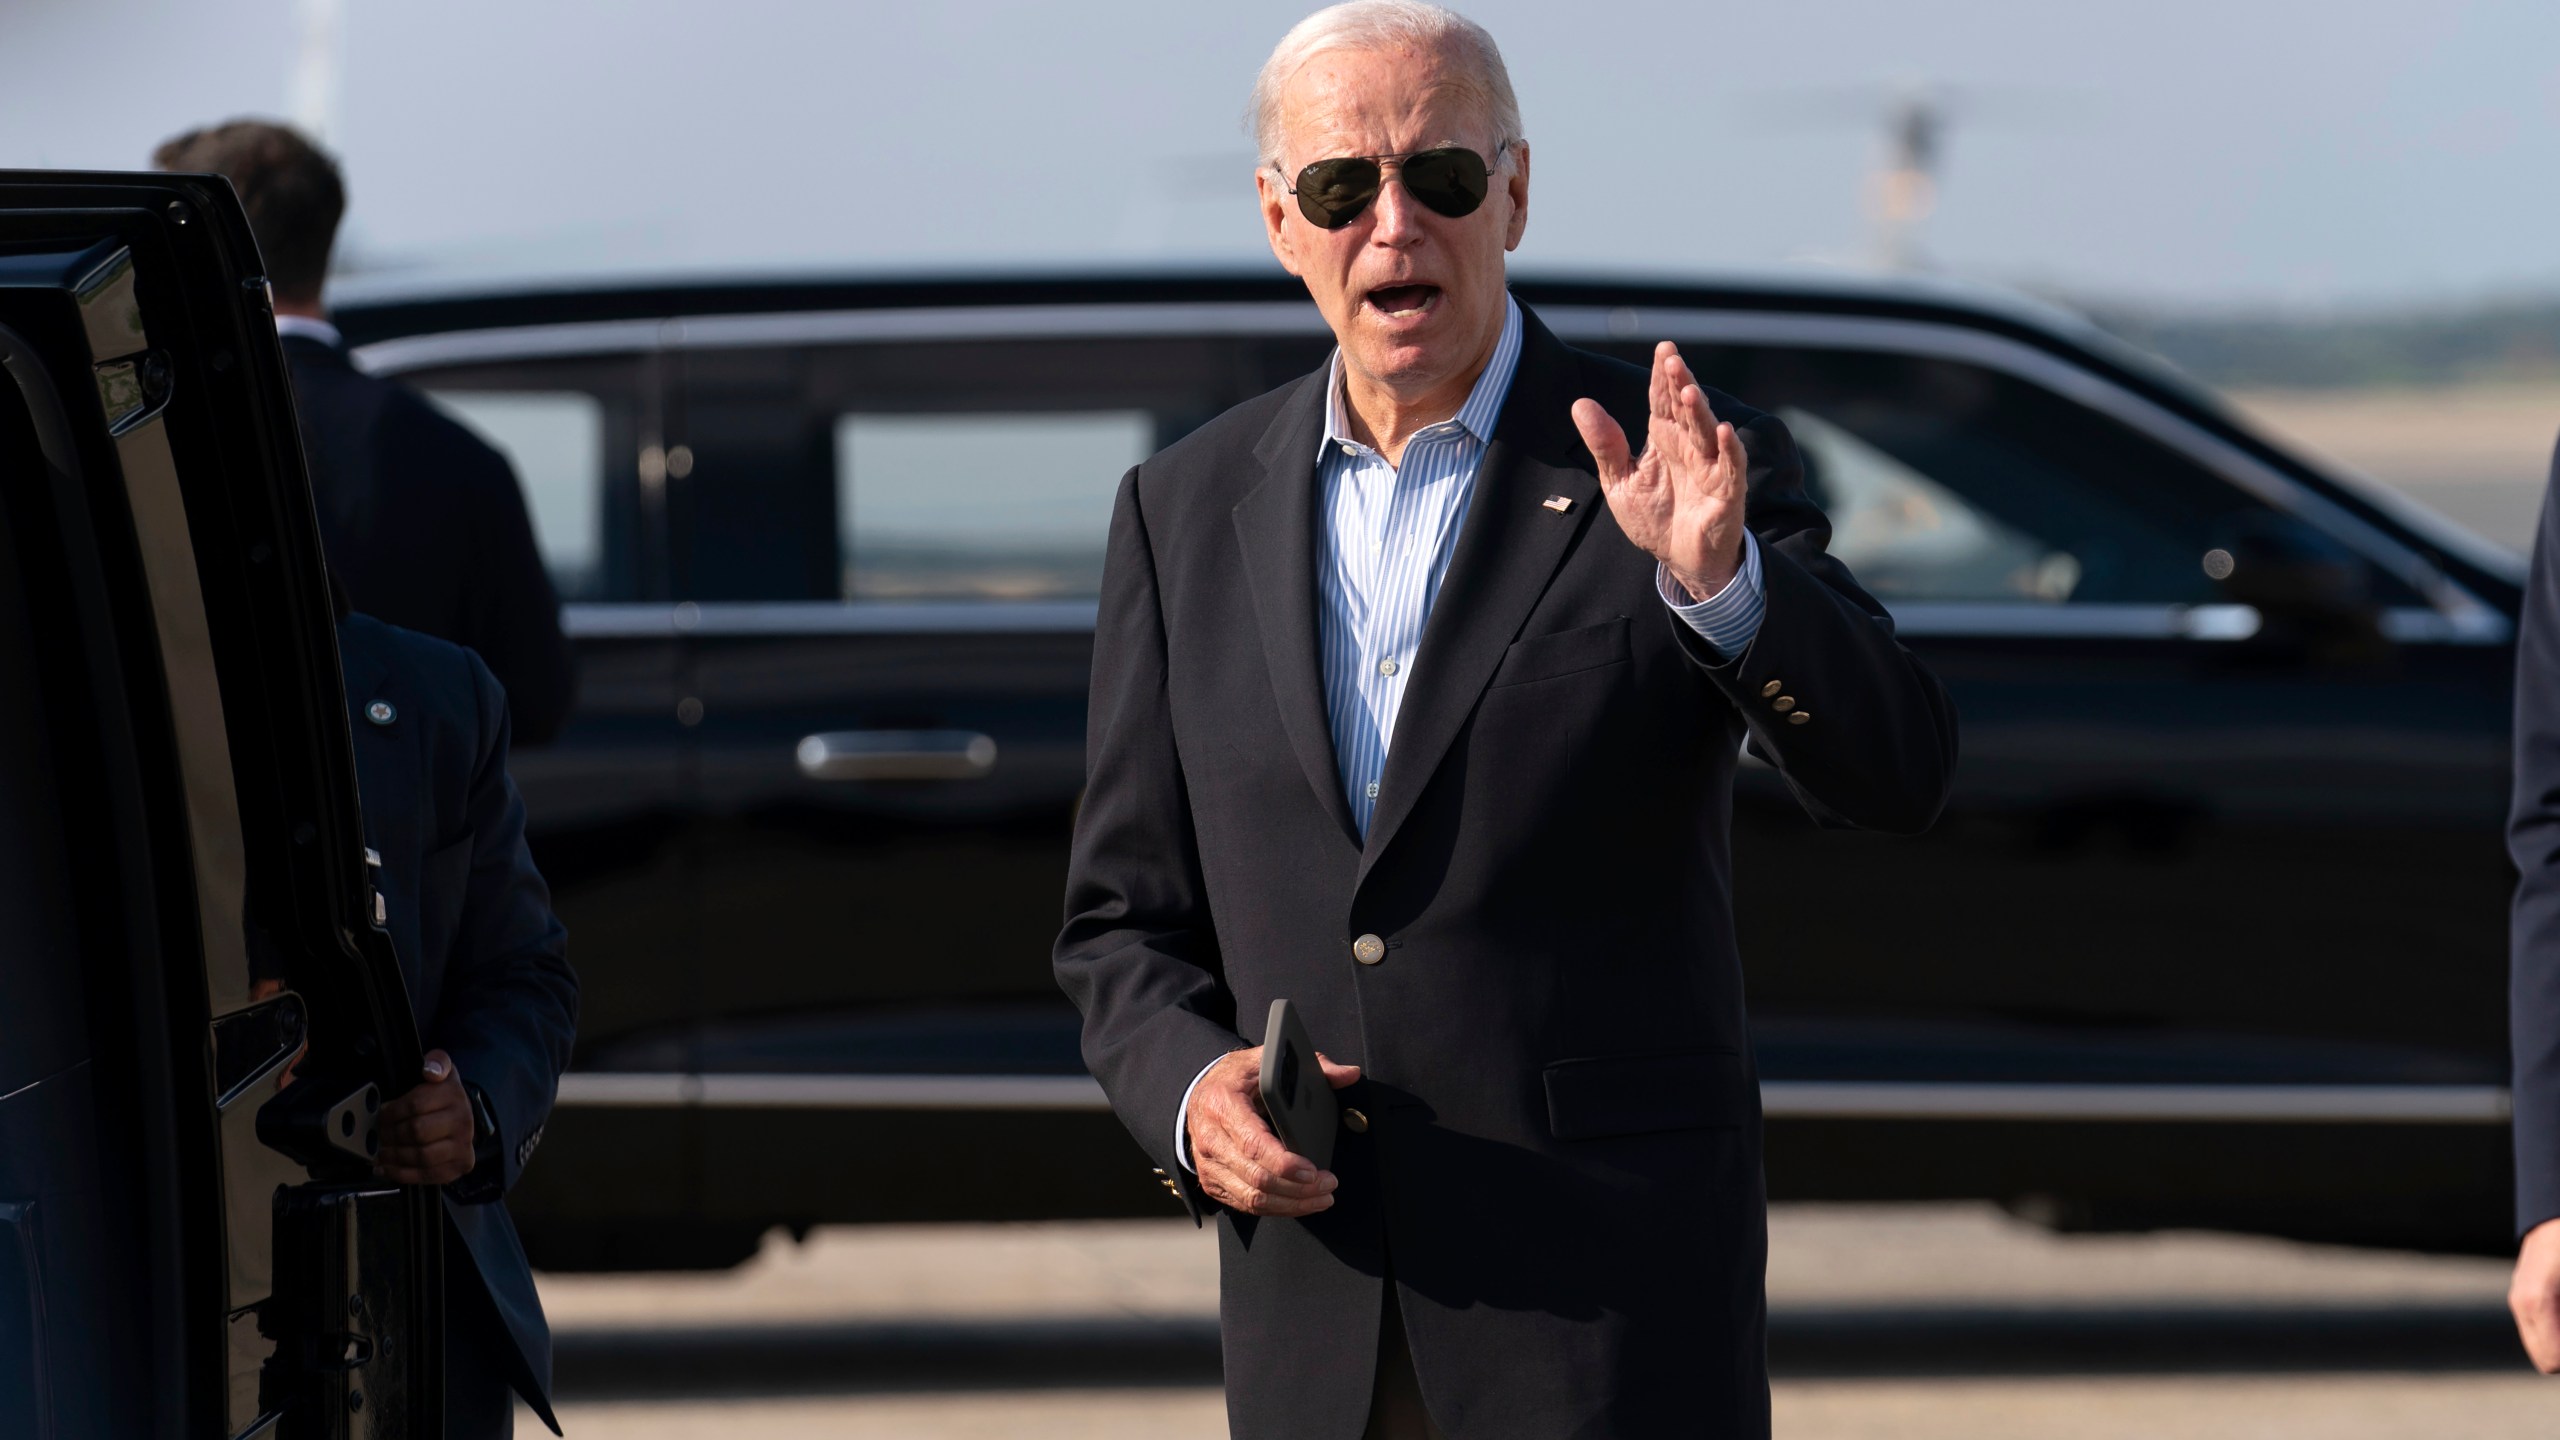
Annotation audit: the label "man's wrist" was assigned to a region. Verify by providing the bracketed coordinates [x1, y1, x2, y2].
[1173, 1051, 1237, 1175]
[1669, 554, 1740, 603]
[449, 1082, 505, 1202]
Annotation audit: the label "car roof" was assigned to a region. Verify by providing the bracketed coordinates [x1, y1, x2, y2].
[332, 263, 2168, 379]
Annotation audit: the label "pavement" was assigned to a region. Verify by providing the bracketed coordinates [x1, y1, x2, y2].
[525, 1204, 2554, 1438]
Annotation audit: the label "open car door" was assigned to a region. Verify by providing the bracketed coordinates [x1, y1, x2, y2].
[0, 172, 441, 1437]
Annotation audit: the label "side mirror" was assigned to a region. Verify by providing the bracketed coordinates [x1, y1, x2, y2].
[2206, 514, 2388, 663]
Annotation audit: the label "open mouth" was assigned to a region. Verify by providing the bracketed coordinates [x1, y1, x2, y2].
[1363, 283, 1442, 319]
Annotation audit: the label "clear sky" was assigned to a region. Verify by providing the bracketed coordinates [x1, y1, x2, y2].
[9, 0, 2558, 310]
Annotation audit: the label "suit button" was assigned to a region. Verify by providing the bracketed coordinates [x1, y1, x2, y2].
[1760, 680, 1783, 698]
[1352, 934, 1387, 965]
[1343, 1107, 1370, 1133]
[1788, 711, 1811, 725]
[1772, 695, 1796, 712]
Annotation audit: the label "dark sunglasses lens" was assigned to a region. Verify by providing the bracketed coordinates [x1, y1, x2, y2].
[1295, 157, 1383, 229]
[1401, 148, 1491, 218]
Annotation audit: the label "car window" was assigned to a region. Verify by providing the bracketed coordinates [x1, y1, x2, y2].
[402, 356, 653, 601]
[1603, 339, 2424, 609]
[1781, 406, 2083, 603]
[837, 412, 1151, 600]
[673, 335, 1239, 603]
[429, 391, 605, 598]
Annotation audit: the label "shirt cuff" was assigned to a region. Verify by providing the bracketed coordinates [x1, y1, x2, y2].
[1174, 1054, 1226, 1173]
[1658, 533, 1766, 659]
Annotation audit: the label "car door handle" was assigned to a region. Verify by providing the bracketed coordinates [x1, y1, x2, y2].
[795, 729, 998, 781]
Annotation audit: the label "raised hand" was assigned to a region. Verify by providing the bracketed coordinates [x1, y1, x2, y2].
[1571, 341, 1749, 600]
[1185, 1046, 1360, 1217]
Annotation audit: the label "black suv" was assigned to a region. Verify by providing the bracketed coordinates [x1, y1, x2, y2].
[334, 269, 2526, 1269]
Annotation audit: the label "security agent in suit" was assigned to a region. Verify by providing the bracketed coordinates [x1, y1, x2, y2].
[1053, 6, 1956, 1438]
[154, 120, 578, 746]
[340, 592, 578, 1436]
[2510, 434, 2560, 1372]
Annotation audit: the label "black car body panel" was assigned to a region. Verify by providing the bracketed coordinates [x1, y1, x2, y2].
[0, 172, 444, 1435]
[334, 269, 2523, 1265]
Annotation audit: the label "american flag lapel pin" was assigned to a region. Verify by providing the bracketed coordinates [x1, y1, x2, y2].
[1541, 494, 1574, 513]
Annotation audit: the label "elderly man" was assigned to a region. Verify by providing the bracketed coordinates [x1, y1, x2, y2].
[1054, 4, 1957, 1436]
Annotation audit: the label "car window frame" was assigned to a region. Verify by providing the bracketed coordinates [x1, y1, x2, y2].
[357, 299, 2508, 648]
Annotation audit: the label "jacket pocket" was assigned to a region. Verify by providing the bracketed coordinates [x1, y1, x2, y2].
[1543, 1048, 1754, 1140]
[1484, 616, 1631, 690]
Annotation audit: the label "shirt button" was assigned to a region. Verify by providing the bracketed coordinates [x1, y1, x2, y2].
[1365, 781, 1380, 799]
[1377, 657, 1399, 677]
[1352, 934, 1387, 965]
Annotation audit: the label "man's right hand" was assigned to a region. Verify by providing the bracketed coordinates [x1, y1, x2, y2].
[1185, 1046, 1359, 1217]
[2513, 1217, 2560, 1371]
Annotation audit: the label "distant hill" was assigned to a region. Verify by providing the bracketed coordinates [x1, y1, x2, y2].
[2079, 298, 2560, 391]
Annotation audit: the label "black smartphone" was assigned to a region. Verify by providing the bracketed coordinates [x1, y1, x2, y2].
[1257, 997, 1337, 1172]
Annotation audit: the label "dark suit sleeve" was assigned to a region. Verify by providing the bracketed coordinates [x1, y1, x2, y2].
[1053, 468, 1246, 1220]
[2511, 441, 2560, 1237]
[431, 651, 578, 1198]
[455, 443, 577, 748]
[1666, 397, 1959, 835]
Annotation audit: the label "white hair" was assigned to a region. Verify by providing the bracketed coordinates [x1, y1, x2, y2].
[1248, 1, 1524, 170]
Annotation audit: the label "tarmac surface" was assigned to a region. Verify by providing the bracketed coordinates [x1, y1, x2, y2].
[525, 1204, 2556, 1438]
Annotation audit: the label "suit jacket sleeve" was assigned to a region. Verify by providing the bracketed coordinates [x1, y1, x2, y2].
[2511, 443, 2560, 1237]
[1664, 394, 1959, 836]
[431, 651, 578, 1197]
[453, 439, 578, 748]
[1054, 467, 1247, 1216]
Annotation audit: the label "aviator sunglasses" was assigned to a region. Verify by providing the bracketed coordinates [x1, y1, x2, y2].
[1280, 145, 1502, 230]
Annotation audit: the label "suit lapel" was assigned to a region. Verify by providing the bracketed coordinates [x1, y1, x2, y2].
[1232, 370, 1362, 849]
[1359, 310, 1602, 881]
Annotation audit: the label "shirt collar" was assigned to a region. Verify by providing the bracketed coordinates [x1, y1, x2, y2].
[274, 313, 344, 349]
[1318, 292, 1523, 461]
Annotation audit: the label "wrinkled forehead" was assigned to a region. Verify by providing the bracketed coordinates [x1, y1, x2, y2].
[1273, 44, 1497, 170]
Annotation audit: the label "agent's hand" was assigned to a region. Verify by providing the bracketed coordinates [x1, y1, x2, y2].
[376, 1049, 477, 1186]
[2513, 1217, 2560, 1371]
[1185, 1047, 1360, 1217]
[1572, 340, 1749, 601]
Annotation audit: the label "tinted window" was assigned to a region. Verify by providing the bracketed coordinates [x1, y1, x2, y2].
[673, 335, 1240, 603]
[1602, 340, 2422, 608]
[837, 411, 1151, 599]
[1782, 406, 2081, 603]
[403, 356, 653, 602]
[429, 392, 605, 597]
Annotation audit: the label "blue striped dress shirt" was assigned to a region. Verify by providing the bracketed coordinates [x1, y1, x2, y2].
[1315, 296, 1765, 835]
[1175, 295, 1768, 1167]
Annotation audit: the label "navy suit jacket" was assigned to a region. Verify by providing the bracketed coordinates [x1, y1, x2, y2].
[1056, 306, 1955, 1439]
[291, 334, 577, 746]
[340, 612, 576, 1428]
[2511, 437, 2560, 1237]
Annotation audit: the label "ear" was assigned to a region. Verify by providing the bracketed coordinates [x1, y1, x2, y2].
[1257, 167, 1305, 278]
[1502, 141, 1530, 253]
